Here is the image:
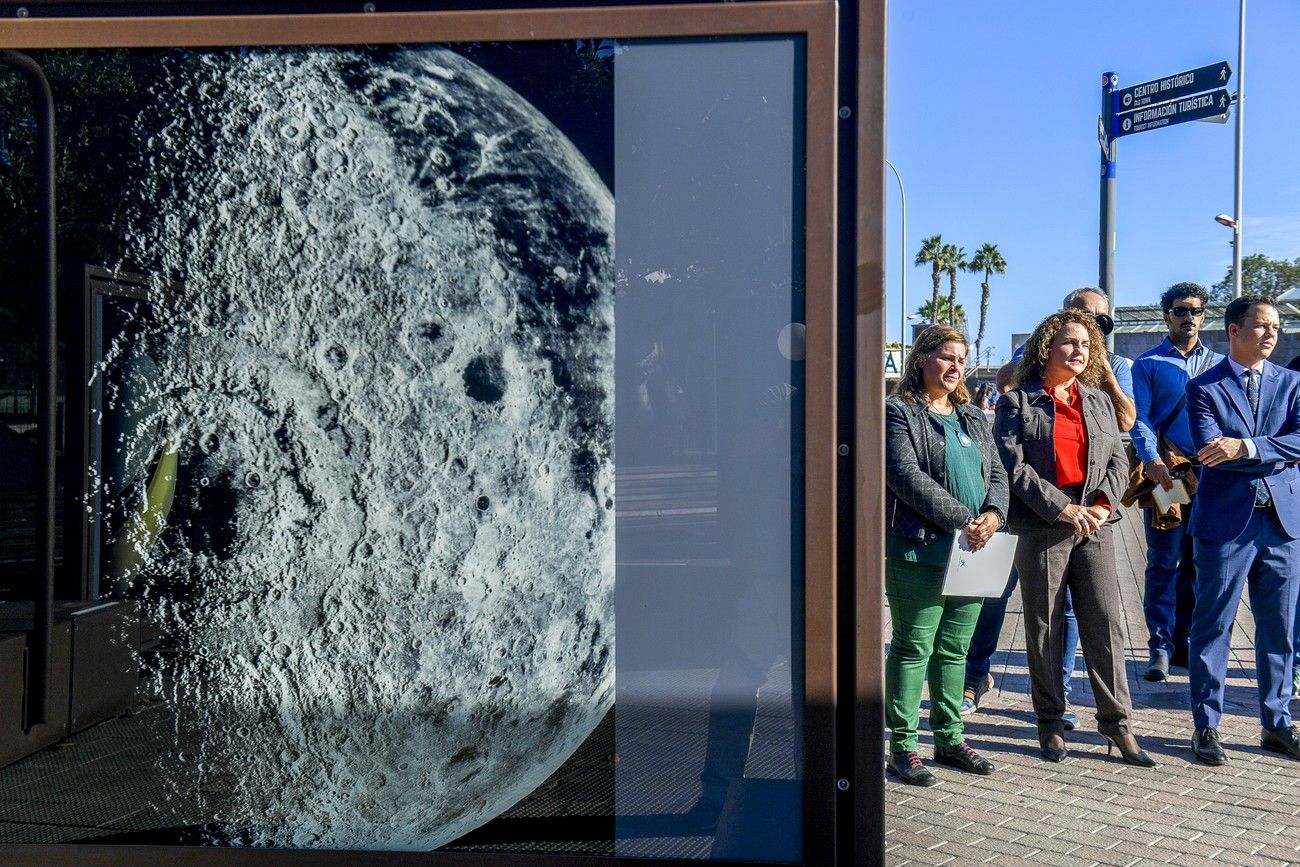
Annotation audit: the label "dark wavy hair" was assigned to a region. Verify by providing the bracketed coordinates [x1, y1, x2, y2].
[1160, 281, 1209, 313]
[1013, 309, 1108, 389]
[894, 324, 971, 405]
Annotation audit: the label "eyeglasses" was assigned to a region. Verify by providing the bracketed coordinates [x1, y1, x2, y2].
[1169, 306, 1205, 318]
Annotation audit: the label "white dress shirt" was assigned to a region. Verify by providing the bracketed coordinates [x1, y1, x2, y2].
[1225, 356, 1266, 459]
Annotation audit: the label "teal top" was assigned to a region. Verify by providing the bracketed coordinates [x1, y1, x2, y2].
[887, 407, 988, 565]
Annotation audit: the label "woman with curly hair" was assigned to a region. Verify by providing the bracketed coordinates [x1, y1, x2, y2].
[884, 325, 1009, 785]
[994, 309, 1155, 767]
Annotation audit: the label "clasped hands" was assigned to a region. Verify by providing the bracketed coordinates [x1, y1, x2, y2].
[1147, 438, 1249, 486]
[1057, 502, 1110, 537]
[961, 511, 1001, 552]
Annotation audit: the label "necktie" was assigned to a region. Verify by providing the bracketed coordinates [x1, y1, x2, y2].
[1246, 369, 1272, 507]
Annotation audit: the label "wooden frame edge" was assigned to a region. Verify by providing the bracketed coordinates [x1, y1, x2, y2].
[853, 0, 886, 864]
[0, 1, 827, 48]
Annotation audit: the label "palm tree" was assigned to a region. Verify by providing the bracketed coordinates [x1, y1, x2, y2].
[964, 243, 1007, 362]
[916, 297, 966, 327]
[943, 244, 967, 326]
[914, 235, 948, 323]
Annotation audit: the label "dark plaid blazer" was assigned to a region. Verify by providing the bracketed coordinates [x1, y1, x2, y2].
[885, 395, 1009, 548]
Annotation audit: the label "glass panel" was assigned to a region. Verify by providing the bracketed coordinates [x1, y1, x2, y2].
[0, 35, 804, 860]
[613, 38, 805, 862]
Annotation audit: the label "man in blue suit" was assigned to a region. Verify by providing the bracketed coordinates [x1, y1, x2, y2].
[1187, 295, 1300, 765]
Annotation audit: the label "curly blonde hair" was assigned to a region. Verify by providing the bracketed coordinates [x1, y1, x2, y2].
[1014, 308, 1108, 389]
[894, 324, 971, 405]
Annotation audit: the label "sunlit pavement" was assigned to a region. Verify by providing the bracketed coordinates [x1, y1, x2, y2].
[885, 507, 1300, 866]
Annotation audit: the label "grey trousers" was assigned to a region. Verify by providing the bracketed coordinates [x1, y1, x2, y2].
[1014, 522, 1133, 737]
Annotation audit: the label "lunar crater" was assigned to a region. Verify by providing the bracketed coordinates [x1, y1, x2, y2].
[114, 45, 614, 850]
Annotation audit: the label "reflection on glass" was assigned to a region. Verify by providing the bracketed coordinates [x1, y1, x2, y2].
[614, 38, 805, 862]
[92, 291, 175, 598]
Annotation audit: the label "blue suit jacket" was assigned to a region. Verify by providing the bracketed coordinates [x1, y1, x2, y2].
[1186, 358, 1300, 542]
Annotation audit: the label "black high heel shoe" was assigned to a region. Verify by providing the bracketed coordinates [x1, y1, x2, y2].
[1105, 733, 1157, 768]
[1038, 731, 1067, 763]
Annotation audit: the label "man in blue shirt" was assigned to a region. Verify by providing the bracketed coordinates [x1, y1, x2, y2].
[1131, 282, 1223, 682]
[963, 288, 1134, 725]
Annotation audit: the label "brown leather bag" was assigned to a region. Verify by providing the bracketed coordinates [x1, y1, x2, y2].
[1120, 436, 1199, 529]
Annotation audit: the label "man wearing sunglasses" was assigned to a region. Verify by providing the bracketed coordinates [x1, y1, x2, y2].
[1131, 282, 1223, 683]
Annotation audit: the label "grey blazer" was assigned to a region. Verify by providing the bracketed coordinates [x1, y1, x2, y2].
[993, 379, 1129, 533]
[885, 395, 1009, 547]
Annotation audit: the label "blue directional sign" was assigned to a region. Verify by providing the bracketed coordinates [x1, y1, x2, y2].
[1113, 61, 1232, 112]
[1112, 88, 1231, 137]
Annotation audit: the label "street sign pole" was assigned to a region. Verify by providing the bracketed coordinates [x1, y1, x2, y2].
[1100, 72, 1117, 352]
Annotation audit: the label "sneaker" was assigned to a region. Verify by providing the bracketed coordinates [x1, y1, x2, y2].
[961, 673, 994, 716]
[1145, 650, 1169, 683]
[975, 672, 994, 705]
[1062, 706, 1079, 731]
[960, 689, 977, 716]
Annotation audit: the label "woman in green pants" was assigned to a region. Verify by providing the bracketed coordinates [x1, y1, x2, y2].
[884, 324, 1009, 786]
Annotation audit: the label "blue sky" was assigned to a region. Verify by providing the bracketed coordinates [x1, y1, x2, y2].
[887, 1, 1300, 362]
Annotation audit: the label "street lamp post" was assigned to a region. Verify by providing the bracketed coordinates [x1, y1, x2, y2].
[1215, 213, 1239, 294]
[0, 50, 56, 730]
[1232, 0, 1246, 298]
[885, 159, 906, 355]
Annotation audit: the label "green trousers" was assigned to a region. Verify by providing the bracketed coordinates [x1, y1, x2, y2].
[885, 557, 982, 752]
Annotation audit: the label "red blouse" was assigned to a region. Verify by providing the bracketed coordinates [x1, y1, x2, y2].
[1052, 381, 1110, 512]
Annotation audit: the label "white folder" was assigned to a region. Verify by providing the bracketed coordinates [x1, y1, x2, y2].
[941, 530, 1019, 598]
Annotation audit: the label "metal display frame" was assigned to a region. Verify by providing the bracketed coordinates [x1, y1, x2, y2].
[0, 0, 888, 864]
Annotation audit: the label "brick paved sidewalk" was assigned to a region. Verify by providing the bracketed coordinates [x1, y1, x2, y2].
[885, 508, 1300, 866]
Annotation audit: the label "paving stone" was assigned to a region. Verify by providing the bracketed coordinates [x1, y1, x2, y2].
[1047, 814, 1110, 835]
[1211, 851, 1292, 867]
[1187, 830, 1249, 852]
[1021, 847, 1086, 866]
[964, 834, 1041, 860]
[1026, 787, 1083, 807]
[1197, 801, 1269, 821]
[1020, 831, 1082, 856]
[1104, 837, 1167, 861]
[1247, 842, 1300, 862]
[977, 822, 1027, 844]
[1157, 833, 1235, 859]
[907, 810, 974, 833]
[997, 816, 1061, 838]
[885, 828, 946, 849]
[885, 843, 956, 865]
[1158, 801, 1230, 823]
[1052, 826, 1119, 850]
[1083, 850, 1149, 867]
[1079, 810, 1145, 829]
[1234, 795, 1295, 813]
[937, 805, 1005, 826]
